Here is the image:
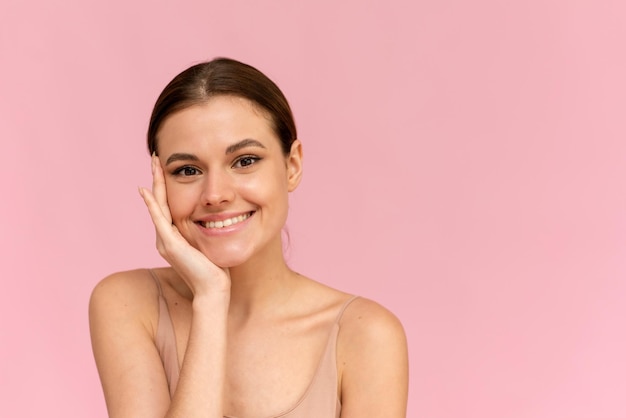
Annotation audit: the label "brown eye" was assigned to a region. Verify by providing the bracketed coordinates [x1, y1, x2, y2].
[173, 166, 201, 176]
[233, 156, 261, 168]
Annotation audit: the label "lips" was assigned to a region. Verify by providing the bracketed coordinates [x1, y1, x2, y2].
[196, 211, 255, 229]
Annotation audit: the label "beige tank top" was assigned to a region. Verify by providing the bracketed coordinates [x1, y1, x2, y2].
[151, 270, 358, 418]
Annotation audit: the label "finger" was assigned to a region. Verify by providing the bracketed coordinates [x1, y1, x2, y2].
[140, 186, 187, 265]
[138, 186, 177, 240]
[151, 155, 172, 223]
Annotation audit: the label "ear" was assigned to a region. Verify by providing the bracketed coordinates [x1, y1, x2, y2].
[286, 140, 303, 192]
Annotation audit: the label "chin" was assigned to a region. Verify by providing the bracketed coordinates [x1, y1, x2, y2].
[198, 243, 255, 269]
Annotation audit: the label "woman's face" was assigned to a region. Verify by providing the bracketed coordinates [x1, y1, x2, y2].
[155, 96, 302, 268]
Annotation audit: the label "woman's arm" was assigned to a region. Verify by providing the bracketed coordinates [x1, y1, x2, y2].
[165, 291, 229, 418]
[90, 270, 172, 417]
[90, 155, 230, 418]
[338, 298, 409, 417]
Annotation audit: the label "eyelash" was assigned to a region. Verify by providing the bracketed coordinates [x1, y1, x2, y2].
[172, 165, 201, 177]
[171, 156, 261, 177]
[233, 155, 261, 168]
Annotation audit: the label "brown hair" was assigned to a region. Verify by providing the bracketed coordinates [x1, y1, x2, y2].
[147, 57, 297, 155]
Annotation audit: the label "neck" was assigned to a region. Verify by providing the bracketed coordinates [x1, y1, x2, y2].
[226, 236, 299, 320]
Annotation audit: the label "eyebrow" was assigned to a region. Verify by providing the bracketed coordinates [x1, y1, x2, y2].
[225, 138, 266, 154]
[165, 139, 267, 166]
[165, 153, 199, 166]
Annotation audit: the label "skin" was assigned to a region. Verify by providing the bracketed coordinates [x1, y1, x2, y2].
[89, 96, 409, 417]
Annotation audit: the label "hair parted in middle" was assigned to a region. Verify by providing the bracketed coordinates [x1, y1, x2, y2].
[147, 57, 297, 156]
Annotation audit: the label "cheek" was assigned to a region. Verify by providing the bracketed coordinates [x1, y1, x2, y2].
[236, 169, 289, 203]
[165, 182, 199, 219]
[240, 175, 290, 228]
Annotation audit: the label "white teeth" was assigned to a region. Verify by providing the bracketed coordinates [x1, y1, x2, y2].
[204, 212, 251, 229]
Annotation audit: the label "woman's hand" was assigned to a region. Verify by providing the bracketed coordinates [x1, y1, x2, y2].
[139, 154, 230, 297]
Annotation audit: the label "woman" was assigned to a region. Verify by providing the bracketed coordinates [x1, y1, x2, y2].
[89, 57, 408, 418]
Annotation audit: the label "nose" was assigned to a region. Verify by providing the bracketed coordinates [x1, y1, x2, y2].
[200, 169, 235, 206]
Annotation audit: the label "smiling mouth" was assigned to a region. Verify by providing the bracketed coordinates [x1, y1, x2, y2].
[197, 211, 255, 229]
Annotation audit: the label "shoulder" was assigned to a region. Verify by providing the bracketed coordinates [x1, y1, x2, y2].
[338, 297, 407, 348]
[90, 269, 158, 308]
[89, 269, 160, 335]
[91, 268, 158, 290]
[337, 297, 408, 416]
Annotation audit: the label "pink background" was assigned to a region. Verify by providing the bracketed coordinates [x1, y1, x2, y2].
[1, 1, 625, 416]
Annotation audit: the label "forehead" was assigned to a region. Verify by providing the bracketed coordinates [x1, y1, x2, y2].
[156, 96, 277, 152]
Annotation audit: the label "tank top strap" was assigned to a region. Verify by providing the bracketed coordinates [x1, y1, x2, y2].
[276, 296, 359, 417]
[148, 268, 164, 295]
[147, 268, 180, 398]
[333, 295, 359, 325]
